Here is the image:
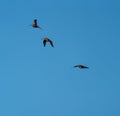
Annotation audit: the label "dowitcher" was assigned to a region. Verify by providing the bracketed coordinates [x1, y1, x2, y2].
[74, 64, 89, 69]
[43, 38, 54, 47]
[32, 19, 41, 29]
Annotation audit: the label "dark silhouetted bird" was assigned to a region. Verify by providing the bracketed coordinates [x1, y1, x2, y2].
[74, 64, 89, 69]
[32, 19, 41, 29]
[43, 38, 54, 47]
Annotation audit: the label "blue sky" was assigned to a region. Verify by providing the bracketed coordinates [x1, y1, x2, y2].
[0, 0, 120, 116]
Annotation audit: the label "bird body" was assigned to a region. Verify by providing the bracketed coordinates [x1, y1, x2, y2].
[43, 38, 54, 47]
[74, 64, 89, 69]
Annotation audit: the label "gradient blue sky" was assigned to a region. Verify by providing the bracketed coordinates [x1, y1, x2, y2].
[0, 0, 120, 116]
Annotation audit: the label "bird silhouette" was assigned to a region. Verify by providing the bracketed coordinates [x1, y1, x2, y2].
[74, 64, 89, 69]
[43, 38, 54, 47]
[32, 19, 41, 29]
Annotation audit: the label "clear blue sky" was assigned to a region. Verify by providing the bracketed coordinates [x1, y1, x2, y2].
[0, 0, 120, 116]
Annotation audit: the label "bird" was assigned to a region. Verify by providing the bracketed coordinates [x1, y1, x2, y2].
[43, 38, 54, 47]
[74, 64, 89, 69]
[32, 19, 41, 29]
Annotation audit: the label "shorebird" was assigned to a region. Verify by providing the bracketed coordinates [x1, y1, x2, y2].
[43, 38, 54, 47]
[32, 19, 41, 29]
[74, 64, 89, 69]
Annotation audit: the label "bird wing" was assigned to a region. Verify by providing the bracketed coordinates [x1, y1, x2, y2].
[34, 19, 37, 25]
[38, 25, 42, 29]
[80, 65, 89, 68]
[84, 66, 89, 68]
[49, 40, 54, 47]
[43, 40, 46, 47]
[74, 65, 78, 67]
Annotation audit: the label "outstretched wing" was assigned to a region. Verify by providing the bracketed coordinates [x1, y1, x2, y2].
[74, 65, 78, 68]
[82, 66, 89, 68]
[34, 19, 37, 25]
[43, 40, 46, 47]
[49, 40, 54, 47]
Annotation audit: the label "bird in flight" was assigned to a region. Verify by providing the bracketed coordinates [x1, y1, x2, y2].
[74, 64, 89, 69]
[43, 38, 54, 47]
[32, 19, 41, 29]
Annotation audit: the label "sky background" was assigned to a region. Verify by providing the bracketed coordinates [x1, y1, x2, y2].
[0, 0, 120, 116]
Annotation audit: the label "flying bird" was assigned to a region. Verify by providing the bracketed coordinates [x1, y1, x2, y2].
[74, 64, 89, 69]
[32, 19, 41, 29]
[43, 38, 54, 47]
